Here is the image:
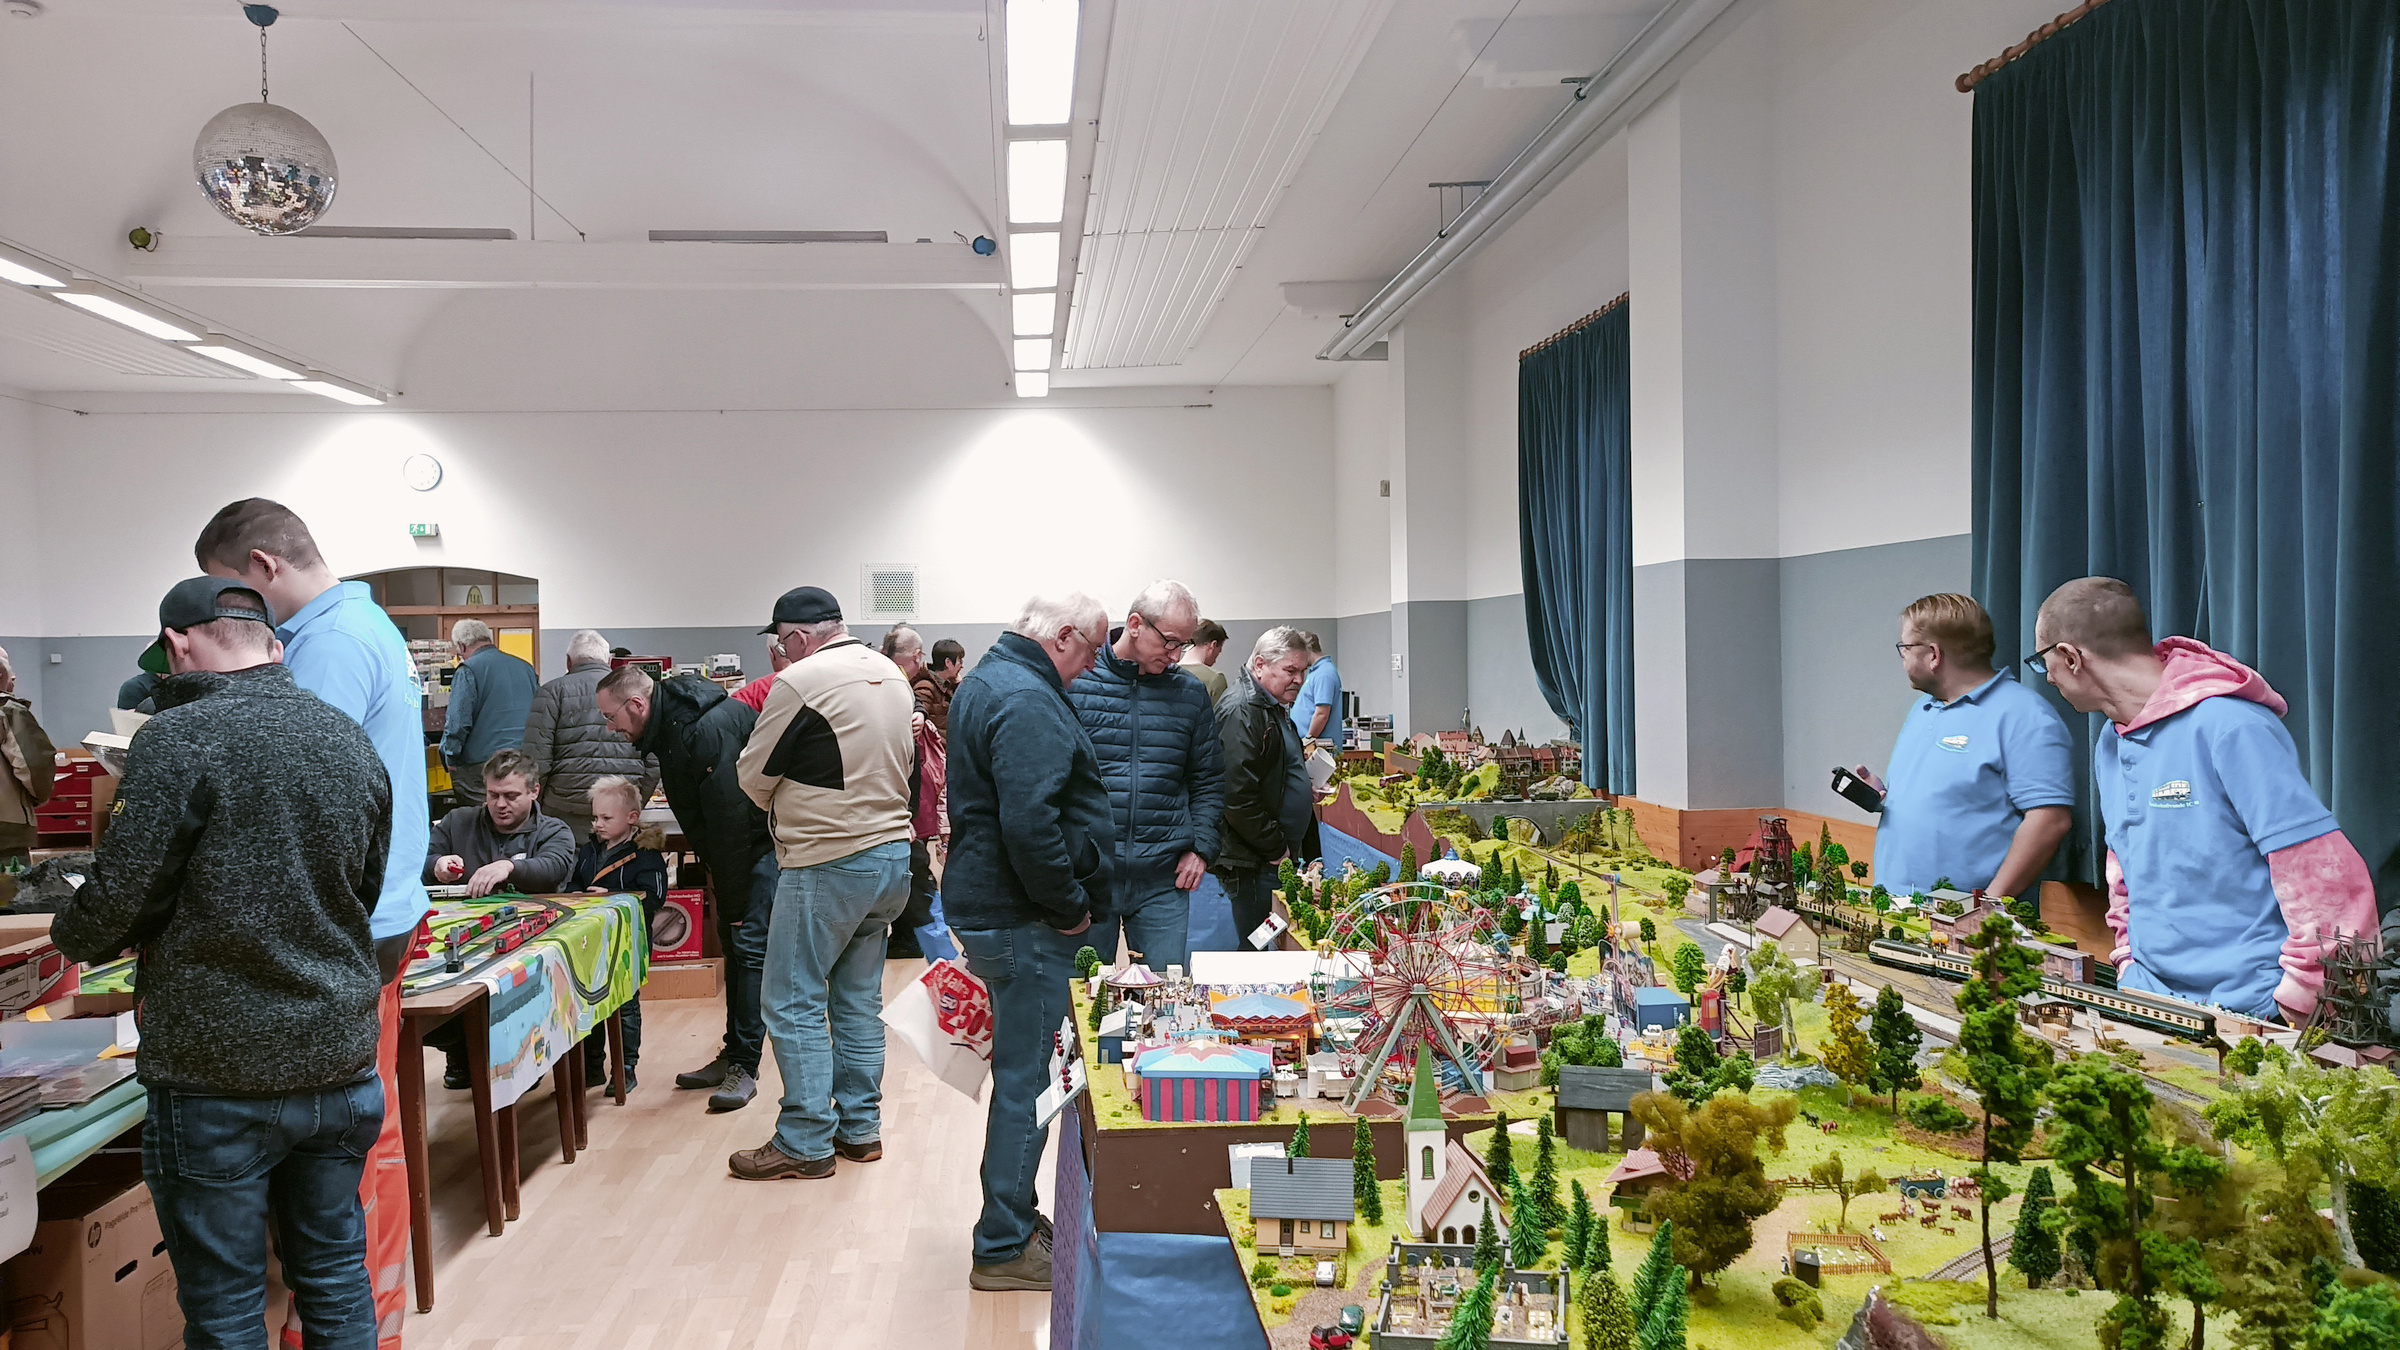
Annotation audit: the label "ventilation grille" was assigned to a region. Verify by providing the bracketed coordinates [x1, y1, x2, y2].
[861, 565, 918, 621]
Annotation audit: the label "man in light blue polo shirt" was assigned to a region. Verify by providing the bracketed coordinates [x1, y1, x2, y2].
[196, 498, 428, 1349]
[1290, 633, 1340, 744]
[2032, 577, 2377, 1022]
[1860, 593, 2074, 901]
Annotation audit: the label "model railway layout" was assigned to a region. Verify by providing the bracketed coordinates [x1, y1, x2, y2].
[1867, 938, 2217, 1040]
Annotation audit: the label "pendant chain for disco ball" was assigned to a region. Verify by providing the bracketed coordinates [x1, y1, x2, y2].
[259, 26, 270, 103]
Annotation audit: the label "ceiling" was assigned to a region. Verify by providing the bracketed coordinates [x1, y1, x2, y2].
[0, 0, 1665, 408]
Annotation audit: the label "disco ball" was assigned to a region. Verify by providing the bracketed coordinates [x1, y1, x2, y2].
[192, 101, 337, 235]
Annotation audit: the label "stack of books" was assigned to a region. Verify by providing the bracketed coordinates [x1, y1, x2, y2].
[0, 1075, 43, 1129]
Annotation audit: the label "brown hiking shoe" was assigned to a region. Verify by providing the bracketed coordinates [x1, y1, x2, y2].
[970, 1238, 1053, 1292]
[833, 1138, 882, 1163]
[727, 1141, 833, 1181]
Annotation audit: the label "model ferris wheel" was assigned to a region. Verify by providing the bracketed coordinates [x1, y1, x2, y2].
[1310, 882, 1515, 1112]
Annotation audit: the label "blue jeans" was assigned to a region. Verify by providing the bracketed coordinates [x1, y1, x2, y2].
[956, 920, 1083, 1265]
[717, 851, 777, 1072]
[1084, 880, 1192, 973]
[143, 1079, 384, 1350]
[761, 841, 912, 1160]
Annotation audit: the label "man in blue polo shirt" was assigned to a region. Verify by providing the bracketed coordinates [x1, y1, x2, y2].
[1858, 593, 2074, 902]
[1290, 633, 1341, 744]
[2032, 577, 2376, 1022]
[197, 498, 426, 1350]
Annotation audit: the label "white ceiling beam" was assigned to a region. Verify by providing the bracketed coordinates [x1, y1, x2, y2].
[119, 238, 1002, 291]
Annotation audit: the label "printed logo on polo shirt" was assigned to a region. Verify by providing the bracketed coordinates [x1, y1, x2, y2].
[2149, 780, 2194, 809]
[1937, 735, 1970, 753]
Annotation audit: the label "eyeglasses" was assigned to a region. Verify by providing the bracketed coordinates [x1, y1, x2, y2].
[2022, 642, 2066, 674]
[1893, 642, 1932, 657]
[1134, 614, 1194, 655]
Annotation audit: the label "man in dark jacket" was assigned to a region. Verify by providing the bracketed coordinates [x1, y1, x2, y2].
[1066, 581, 1222, 971]
[947, 593, 1114, 1293]
[1214, 626, 1317, 941]
[523, 629, 659, 843]
[597, 665, 773, 1111]
[424, 747, 577, 897]
[52, 578, 389, 1350]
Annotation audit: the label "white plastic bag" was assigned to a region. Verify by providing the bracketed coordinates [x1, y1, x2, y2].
[881, 957, 994, 1101]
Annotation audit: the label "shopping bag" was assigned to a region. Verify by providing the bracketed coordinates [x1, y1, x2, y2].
[916, 889, 960, 962]
[881, 957, 993, 1100]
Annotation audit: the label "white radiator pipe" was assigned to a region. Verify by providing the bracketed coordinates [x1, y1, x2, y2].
[1316, 0, 1743, 361]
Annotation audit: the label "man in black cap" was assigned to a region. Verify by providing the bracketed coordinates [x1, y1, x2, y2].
[52, 579, 392, 1350]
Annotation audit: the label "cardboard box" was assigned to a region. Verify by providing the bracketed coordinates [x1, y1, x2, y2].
[643, 958, 723, 1001]
[0, 917, 78, 1019]
[5, 1155, 183, 1350]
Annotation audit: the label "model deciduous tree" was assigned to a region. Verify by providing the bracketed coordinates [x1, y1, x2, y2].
[1472, 1198, 1502, 1275]
[2048, 1053, 2172, 1350]
[1510, 1176, 1547, 1268]
[1632, 1091, 1796, 1289]
[1818, 981, 1874, 1087]
[1744, 941, 1811, 1045]
[1955, 913, 2052, 1319]
[1662, 1024, 1753, 1109]
[2212, 1179, 2335, 1350]
[2009, 1165, 2061, 1289]
[1075, 946, 1102, 977]
[2309, 1281, 2400, 1350]
[2204, 1047, 2400, 1269]
[1580, 1269, 1636, 1350]
[1807, 1150, 1883, 1232]
[2148, 1135, 2239, 1350]
[1485, 1110, 1515, 1188]
[1638, 916, 1656, 946]
[1353, 1117, 1384, 1225]
[1866, 985, 1923, 1115]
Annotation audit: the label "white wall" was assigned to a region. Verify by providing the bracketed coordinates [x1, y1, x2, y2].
[1331, 363, 1389, 621]
[0, 394, 37, 637]
[25, 388, 1334, 637]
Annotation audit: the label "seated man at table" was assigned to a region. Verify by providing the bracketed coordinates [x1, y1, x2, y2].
[571, 775, 667, 1090]
[51, 577, 391, 1350]
[422, 747, 575, 1087]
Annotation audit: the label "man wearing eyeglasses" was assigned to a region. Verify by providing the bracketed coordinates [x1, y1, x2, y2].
[2031, 577, 2375, 1024]
[1855, 593, 2074, 903]
[1066, 581, 1224, 972]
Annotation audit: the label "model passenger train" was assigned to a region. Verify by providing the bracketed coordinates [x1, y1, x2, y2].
[1866, 938, 2218, 1041]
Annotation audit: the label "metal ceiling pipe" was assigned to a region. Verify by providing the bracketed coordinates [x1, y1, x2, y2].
[1317, 0, 1743, 361]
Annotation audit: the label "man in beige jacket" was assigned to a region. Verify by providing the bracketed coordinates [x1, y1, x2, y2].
[729, 586, 917, 1180]
[0, 647, 58, 864]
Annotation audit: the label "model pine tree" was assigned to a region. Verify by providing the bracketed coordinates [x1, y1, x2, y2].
[1485, 1111, 1515, 1187]
[1526, 910, 1550, 964]
[1669, 943, 1706, 998]
[1531, 1116, 1562, 1229]
[1956, 913, 2053, 1318]
[1628, 1219, 1679, 1324]
[1633, 1091, 1797, 1288]
[1564, 1179, 1595, 1266]
[1400, 842, 1419, 883]
[1440, 1265, 1499, 1350]
[1867, 985, 1923, 1115]
[1290, 1111, 1311, 1160]
[1353, 1117, 1384, 1225]
[1637, 1270, 1688, 1350]
[1510, 1176, 1547, 1268]
[1818, 981, 1874, 1086]
[2009, 1166, 2060, 1288]
[1579, 1269, 1636, 1350]
[1472, 1198, 1502, 1274]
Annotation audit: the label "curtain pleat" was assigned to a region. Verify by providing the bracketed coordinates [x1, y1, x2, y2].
[1971, 0, 2400, 905]
[1518, 304, 1635, 794]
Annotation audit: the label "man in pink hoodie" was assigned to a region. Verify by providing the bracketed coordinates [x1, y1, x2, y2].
[2031, 577, 2377, 1022]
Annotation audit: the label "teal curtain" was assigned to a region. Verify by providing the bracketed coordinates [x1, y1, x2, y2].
[1970, 0, 2400, 905]
[1518, 303, 1634, 793]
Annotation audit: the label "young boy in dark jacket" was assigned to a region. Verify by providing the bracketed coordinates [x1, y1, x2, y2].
[572, 776, 667, 1089]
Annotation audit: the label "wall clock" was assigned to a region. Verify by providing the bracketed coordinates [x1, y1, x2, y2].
[402, 454, 443, 492]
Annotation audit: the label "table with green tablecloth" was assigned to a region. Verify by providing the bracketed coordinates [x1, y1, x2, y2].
[406, 892, 648, 1111]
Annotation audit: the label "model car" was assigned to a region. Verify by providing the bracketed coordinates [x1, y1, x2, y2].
[1307, 1327, 1353, 1350]
[1339, 1305, 1365, 1336]
[1316, 1259, 1337, 1287]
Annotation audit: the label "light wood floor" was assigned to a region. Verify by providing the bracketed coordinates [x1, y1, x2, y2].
[401, 961, 1053, 1350]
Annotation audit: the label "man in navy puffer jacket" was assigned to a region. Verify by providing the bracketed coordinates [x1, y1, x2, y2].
[1066, 581, 1223, 971]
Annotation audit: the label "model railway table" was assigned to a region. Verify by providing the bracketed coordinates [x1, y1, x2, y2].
[397, 891, 648, 1311]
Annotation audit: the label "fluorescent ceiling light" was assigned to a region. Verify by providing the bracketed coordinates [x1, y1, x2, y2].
[189, 336, 306, 380]
[1007, 140, 1069, 224]
[1009, 232, 1060, 289]
[0, 242, 67, 288]
[1016, 371, 1050, 398]
[1006, 0, 1080, 125]
[647, 230, 888, 244]
[53, 284, 202, 341]
[1012, 292, 1054, 336]
[291, 372, 387, 406]
[1014, 338, 1052, 371]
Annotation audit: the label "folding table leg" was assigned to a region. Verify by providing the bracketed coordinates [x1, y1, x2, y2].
[398, 1016, 436, 1309]
[551, 1058, 579, 1164]
[464, 1006, 505, 1236]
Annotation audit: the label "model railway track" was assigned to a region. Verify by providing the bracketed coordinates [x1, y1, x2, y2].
[1866, 939, 2217, 1041]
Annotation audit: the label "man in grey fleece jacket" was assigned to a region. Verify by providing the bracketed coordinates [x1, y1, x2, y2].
[423, 746, 576, 897]
[51, 577, 391, 1350]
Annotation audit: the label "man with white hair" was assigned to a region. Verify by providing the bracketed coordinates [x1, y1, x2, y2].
[1215, 627, 1317, 938]
[522, 630, 659, 844]
[441, 618, 538, 806]
[1066, 581, 1223, 971]
[947, 592, 1115, 1292]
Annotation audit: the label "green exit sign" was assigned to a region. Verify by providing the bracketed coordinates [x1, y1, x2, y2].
[409, 523, 440, 538]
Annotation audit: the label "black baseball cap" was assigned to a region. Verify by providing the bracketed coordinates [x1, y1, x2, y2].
[139, 577, 273, 675]
[759, 585, 842, 634]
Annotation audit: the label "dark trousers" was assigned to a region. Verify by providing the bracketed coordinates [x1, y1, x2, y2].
[716, 855, 774, 1072]
[1217, 866, 1277, 947]
[955, 921, 1082, 1265]
[144, 1079, 384, 1350]
[887, 838, 939, 956]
